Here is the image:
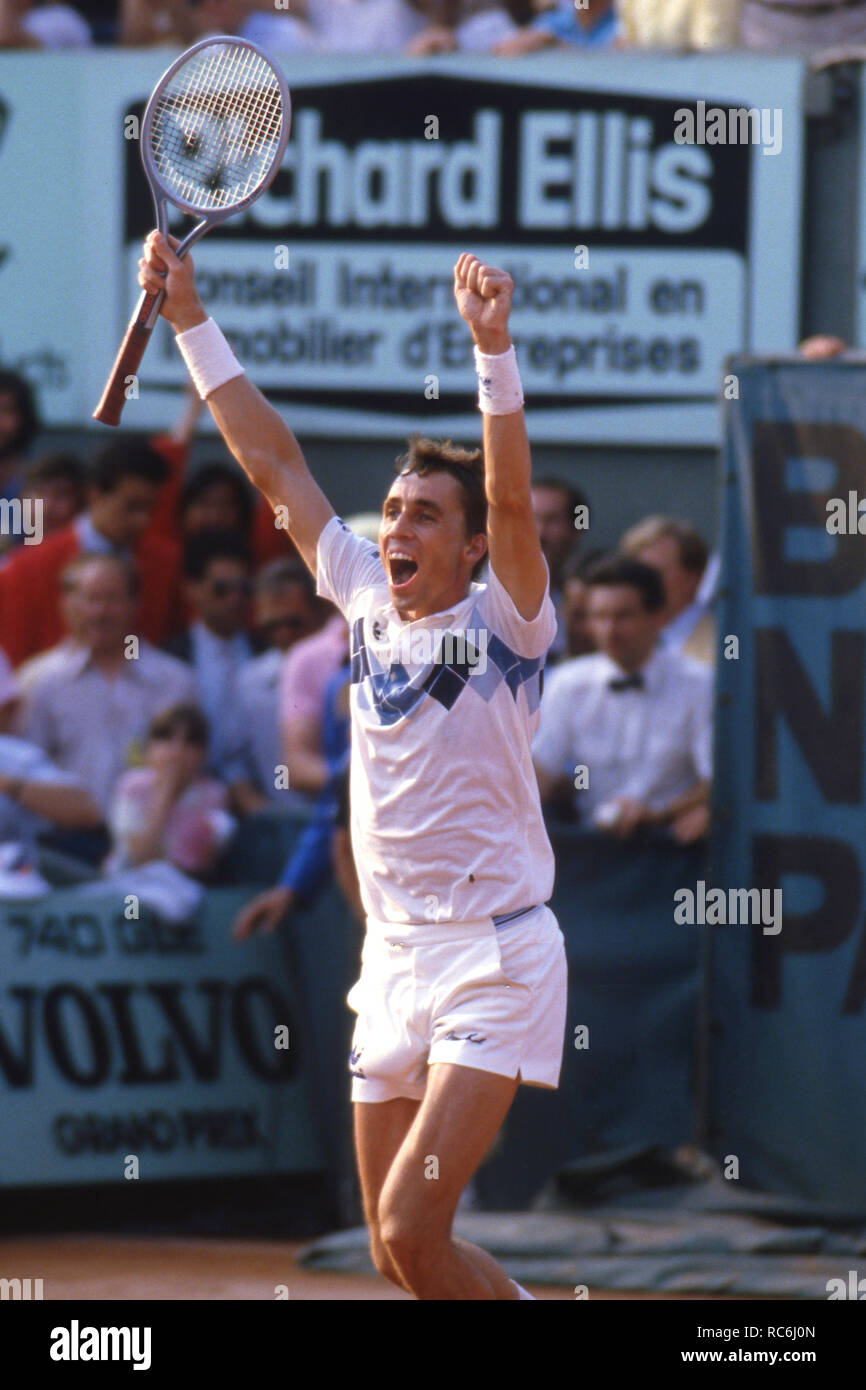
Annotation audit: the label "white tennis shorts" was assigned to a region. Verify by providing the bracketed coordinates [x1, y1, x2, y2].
[346, 903, 568, 1103]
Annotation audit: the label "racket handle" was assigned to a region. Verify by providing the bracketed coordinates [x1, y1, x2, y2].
[93, 288, 164, 427]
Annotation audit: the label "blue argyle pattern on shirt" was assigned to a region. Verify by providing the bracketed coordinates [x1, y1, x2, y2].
[350, 607, 545, 727]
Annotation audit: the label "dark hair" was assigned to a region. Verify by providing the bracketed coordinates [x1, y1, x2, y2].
[392, 436, 488, 581]
[532, 475, 589, 521]
[180, 461, 254, 528]
[61, 551, 140, 600]
[183, 528, 252, 581]
[24, 450, 87, 502]
[89, 438, 169, 492]
[620, 515, 709, 575]
[255, 559, 316, 601]
[0, 369, 40, 458]
[148, 702, 209, 749]
[583, 554, 666, 613]
[562, 547, 606, 585]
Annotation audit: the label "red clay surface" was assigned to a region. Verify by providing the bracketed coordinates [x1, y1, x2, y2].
[0, 1235, 748, 1300]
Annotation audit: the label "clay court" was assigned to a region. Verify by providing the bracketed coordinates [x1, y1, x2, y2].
[0, 1234, 746, 1301]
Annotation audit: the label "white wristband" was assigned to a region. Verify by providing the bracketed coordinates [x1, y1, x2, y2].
[474, 344, 524, 415]
[175, 317, 245, 400]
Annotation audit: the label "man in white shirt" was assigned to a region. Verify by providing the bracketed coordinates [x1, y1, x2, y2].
[620, 514, 717, 668]
[533, 554, 713, 844]
[19, 554, 199, 814]
[137, 231, 567, 1301]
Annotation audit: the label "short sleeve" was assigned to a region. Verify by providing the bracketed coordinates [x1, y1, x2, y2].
[478, 562, 558, 660]
[690, 670, 715, 780]
[316, 516, 385, 618]
[531, 664, 576, 777]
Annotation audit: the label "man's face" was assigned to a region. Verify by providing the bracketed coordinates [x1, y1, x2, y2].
[379, 471, 486, 621]
[587, 584, 662, 671]
[23, 477, 81, 534]
[183, 481, 245, 536]
[88, 477, 160, 549]
[190, 558, 251, 637]
[562, 577, 595, 657]
[531, 485, 575, 580]
[254, 583, 317, 652]
[75, 560, 136, 654]
[0, 391, 22, 459]
[634, 535, 701, 622]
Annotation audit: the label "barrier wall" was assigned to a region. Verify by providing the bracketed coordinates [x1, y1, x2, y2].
[1, 820, 707, 1210]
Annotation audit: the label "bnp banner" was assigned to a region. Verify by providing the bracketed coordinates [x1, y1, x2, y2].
[0, 888, 323, 1185]
[0, 51, 803, 443]
[711, 357, 866, 1211]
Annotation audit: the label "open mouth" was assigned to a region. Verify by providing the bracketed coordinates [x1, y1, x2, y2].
[388, 553, 419, 592]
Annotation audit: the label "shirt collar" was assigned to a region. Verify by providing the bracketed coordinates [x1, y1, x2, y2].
[76, 514, 123, 556]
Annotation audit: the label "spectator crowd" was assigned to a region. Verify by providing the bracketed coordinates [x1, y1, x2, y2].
[0, 358, 719, 929]
[2, 0, 866, 56]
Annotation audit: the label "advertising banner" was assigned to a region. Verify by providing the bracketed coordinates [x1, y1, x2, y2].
[711, 357, 866, 1210]
[0, 887, 323, 1185]
[0, 52, 804, 443]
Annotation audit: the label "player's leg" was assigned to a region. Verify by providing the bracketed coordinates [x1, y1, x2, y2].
[377, 1061, 520, 1300]
[353, 1097, 419, 1290]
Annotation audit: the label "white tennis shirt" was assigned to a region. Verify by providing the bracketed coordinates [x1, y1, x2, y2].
[316, 515, 557, 925]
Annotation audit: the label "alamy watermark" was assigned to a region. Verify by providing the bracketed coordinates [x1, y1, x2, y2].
[389, 626, 488, 675]
[0, 497, 42, 545]
[674, 881, 782, 935]
[674, 101, 782, 158]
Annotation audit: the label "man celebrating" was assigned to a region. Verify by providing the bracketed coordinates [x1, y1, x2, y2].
[138, 233, 567, 1302]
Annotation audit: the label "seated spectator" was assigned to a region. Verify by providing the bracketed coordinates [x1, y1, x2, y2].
[17, 554, 199, 820]
[233, 658, 352, 938]
[177, 459, 297, 569]
[119, 0, 318, 50]
[495, 0, 620, 55]
[164, 530, 255, 786]
[233, 560, 326, 813]
[531, 475, 588, 665]
[0, 647, 101, 851]
[618, 0, 741, 49]
[561, 552, 599, 658]
[0, 438, 181, 666]
[105, 704, 234, 879]
[620, 515, 717, 667]
[0, 0, 92, 46]
[532, 555, 712, 844]
[406, 0, 521, 52]
[0, 368, 39, 507]
[19, 452, 87, 540]
[276, 510, 378, 799]
[180, 462, 253, 540]
[741, 0, 866, 53]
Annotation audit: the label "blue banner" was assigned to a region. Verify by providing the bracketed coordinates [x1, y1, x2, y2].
[0, 886, 323, 1185]
[711, 357, 866, 1211]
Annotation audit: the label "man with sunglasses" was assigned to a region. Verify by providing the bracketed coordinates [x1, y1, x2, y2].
[163, 529, 255, 787]
[233, 560, 324, 814]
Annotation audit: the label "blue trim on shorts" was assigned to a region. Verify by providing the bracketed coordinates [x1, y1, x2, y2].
[491, 905, 537, 930]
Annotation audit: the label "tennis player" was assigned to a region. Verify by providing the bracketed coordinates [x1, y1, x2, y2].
[138, 232, 568, 1301]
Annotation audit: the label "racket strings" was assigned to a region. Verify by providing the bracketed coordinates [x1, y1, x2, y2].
[150, 42, 284, 211]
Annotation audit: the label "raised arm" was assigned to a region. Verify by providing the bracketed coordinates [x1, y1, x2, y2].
[453, 254, 548, 620]
[139, 232, 335, 578]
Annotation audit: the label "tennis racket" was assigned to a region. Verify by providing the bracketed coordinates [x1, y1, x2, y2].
[94, 35, 291, 427]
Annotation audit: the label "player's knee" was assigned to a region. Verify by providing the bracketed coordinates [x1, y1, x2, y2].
[369, 1227, 403, 1287]
[378, 1207, 434, 1279]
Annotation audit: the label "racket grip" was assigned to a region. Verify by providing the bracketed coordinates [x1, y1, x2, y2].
[92, 288, 164, 427]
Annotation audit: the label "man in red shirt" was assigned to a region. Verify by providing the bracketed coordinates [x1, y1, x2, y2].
[0, 439, 182, 666]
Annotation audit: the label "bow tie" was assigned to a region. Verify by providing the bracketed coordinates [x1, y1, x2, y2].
[608, 672, 645, 693]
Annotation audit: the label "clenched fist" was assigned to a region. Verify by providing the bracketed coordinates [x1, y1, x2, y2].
[454, 253, 513, 354]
